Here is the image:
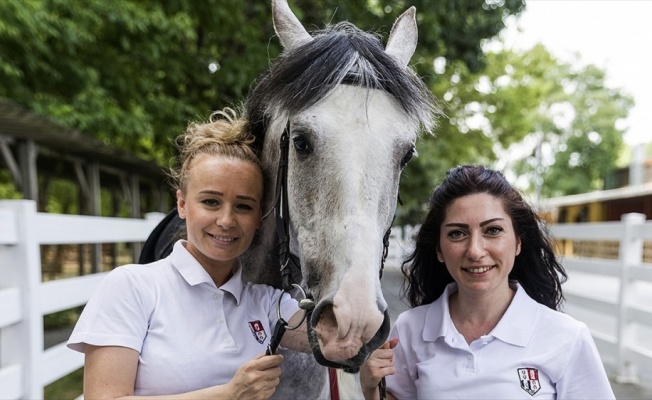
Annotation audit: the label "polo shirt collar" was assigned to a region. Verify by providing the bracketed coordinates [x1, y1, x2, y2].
[491, 282, 538, 347]
[170, 240, 245, 305]
[423, 282, 456, 342]
[422, 281, 538, 347]
[221, 262, 244, 305]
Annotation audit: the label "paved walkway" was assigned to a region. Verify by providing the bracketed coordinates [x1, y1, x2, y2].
[379, 265, 652, 399]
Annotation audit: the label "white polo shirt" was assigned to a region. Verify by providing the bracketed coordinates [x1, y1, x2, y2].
[68, 240, 299, 396]
[386, 282, 615, 399]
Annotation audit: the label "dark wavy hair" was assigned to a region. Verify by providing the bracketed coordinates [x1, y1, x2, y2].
[402, 165, 567, 310]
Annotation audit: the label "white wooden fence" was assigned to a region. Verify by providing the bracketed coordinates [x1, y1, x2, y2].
[2, 198, 652, 398]
[549, 213, 652, 386]
[388, 212, 652, 388]
[0, 200, 164, 399]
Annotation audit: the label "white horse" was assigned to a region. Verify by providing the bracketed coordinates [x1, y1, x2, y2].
[141, 1, 438, 397]
[244, 0, 438, 396]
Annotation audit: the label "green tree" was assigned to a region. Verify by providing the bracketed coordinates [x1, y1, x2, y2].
[398, 43, 633, 224]
[0, 0, 524, 167]
[536, 63, 634, 197]
[0, 0, 275, 164]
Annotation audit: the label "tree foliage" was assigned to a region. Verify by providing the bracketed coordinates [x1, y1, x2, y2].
[0, 1, 633, 224]
[0, 0, 524, 167]
[398, 42, 634, 224]
[0, 0, 275, 163]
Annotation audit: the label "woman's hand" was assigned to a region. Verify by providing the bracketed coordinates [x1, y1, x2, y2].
[224, 353, 284, 400]
[359, 338, 398, 400]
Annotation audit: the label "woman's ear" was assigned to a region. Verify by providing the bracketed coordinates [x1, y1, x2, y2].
[436, 246, 444, 263]
[516, 236, 522, 256]
[176, 190, 187, 219]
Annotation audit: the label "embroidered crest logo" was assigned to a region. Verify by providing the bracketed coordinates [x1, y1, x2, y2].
[518, 368, 541, 396]
[248, 320, 267, 344]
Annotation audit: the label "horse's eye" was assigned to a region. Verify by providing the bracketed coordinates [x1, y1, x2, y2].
[293, 135, 312, 155]
[401, 147, 415, 167]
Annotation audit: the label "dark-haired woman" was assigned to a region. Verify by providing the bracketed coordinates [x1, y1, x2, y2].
[360, 165, 614, 399]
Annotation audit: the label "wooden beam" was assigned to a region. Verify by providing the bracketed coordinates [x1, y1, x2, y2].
[18, 140, 38, 201]
[0, 136, 22, 191]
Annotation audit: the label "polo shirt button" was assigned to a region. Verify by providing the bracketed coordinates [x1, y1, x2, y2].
[217, 318, 224, 324]
[467, 354, 472, 360]
[213, 293, 221, 300]
[225, 338, 232, 343]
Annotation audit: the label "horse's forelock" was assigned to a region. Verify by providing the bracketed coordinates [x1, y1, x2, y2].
[245, 21, 439, 141]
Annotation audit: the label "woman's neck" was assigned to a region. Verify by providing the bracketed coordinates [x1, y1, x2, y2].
[449, 284, 516, 344]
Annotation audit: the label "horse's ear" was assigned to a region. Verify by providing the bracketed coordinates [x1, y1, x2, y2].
[385, 6, 418, 67]
[272, 0, 312, 51]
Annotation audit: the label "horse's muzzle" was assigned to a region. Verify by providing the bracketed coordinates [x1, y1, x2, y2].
[306, 304, 390, 370]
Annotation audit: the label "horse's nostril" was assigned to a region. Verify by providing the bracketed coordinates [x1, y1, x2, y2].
[310, 300, 338, 335]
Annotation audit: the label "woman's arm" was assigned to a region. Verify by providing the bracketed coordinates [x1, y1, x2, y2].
[84, 345, 284, 399]
[279, 309, 312, 353]
[84, 345, 139, 398]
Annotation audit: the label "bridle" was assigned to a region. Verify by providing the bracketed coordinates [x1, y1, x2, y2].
[271, 120, 395, 294]
[266, 119, 396, 391]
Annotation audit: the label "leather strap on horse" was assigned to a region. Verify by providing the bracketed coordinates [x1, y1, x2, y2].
[275, 121, 302, 292]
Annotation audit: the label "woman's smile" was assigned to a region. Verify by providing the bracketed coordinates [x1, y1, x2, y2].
[462, 265, 495, 274]
[207, 232, 237, 243]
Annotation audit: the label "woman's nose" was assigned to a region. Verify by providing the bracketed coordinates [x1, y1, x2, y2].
[466, 234, 486, 260]
[216, 208, 236, 229]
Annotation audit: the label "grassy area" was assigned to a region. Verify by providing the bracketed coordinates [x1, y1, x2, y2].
[44, 367, 83, 400]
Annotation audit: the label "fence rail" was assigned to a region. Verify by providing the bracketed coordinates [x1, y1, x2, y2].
[387, 212, 652, 388]
[2, 199, 652, 397]
[0, 200, 164, 399]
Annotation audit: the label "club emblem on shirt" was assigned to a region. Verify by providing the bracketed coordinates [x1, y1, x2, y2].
[248, 320, 267, 344]
[518, 368, 541, 396]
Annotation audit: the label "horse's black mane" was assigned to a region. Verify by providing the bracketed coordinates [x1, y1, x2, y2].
[245, 21, 438, 155]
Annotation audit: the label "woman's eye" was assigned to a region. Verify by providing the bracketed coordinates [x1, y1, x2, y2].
[447, 230, 464, 239]
[486, 226, 503, 235]
[237, 203, 254, 211]
[292, 135, 312, 155]
[202, 199, 219, 207]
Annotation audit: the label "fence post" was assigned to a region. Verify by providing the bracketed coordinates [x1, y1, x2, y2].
[0, 200, 44, 399]
[615, 212, 645, 384]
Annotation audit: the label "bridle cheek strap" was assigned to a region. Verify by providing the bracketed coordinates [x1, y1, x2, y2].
[275, 121, 301, 291]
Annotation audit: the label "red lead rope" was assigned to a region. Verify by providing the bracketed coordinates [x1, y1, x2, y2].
[329, 368, 340, 400]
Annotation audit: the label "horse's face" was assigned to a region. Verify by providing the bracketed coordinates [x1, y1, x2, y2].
[286, 85, 417, 363]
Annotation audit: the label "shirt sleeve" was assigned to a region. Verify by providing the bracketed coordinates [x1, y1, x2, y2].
[555, 324, 615, 399]
[385, 324, 418, 400]
[67, 267, 150, 353]
[267, 286, 300, 327]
